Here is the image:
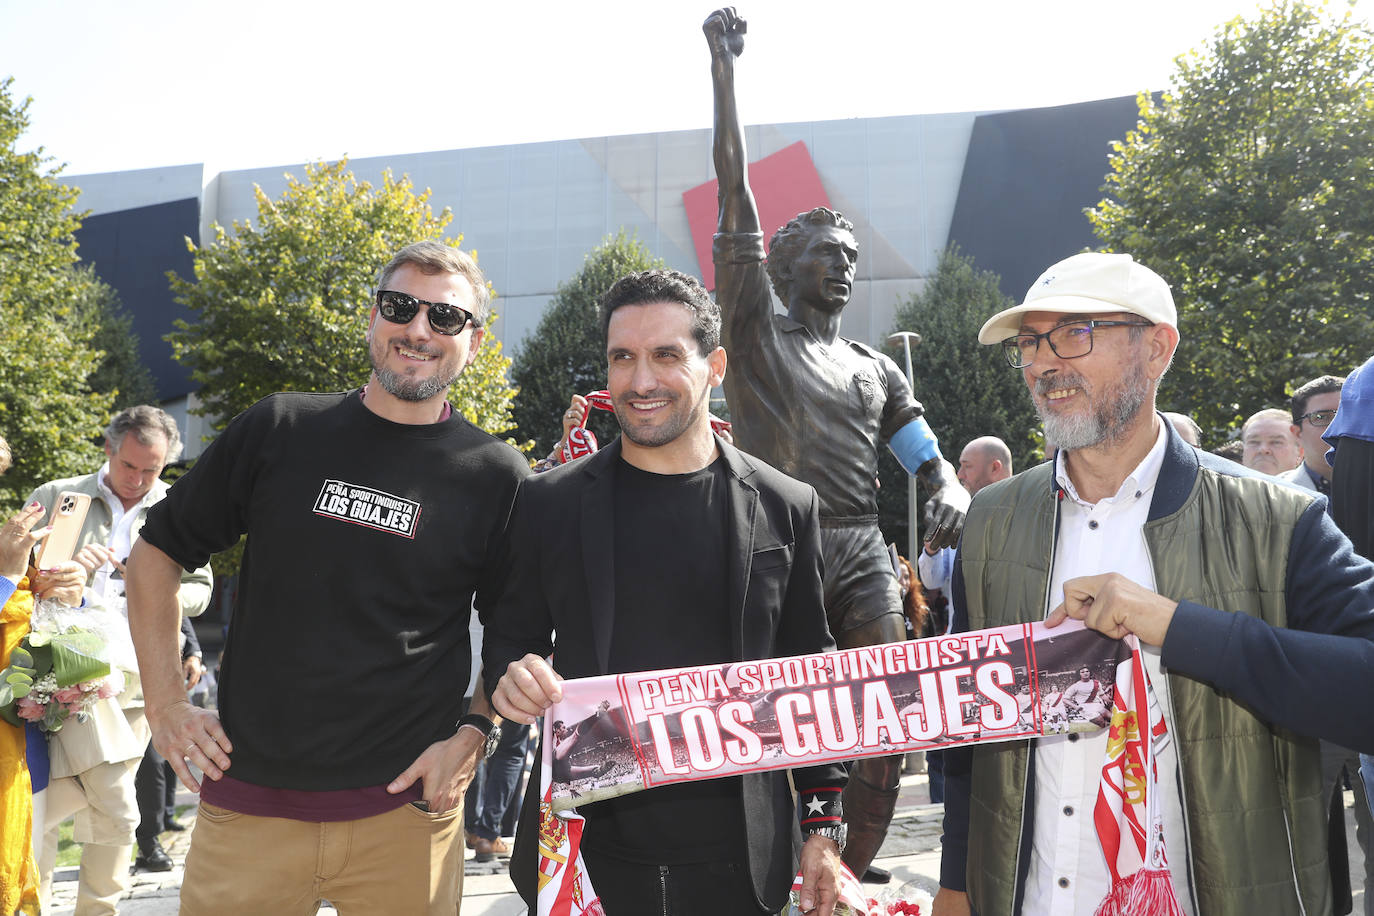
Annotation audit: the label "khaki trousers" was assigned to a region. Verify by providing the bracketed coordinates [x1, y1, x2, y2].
[180, 801, 464, 915]
[38, 755, 142, 916]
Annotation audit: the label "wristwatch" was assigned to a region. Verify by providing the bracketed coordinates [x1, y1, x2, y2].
[457, 713, 501, 760]
[804, 823, 847, 854]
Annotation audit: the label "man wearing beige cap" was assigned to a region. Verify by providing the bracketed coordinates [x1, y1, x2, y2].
[933, 251, 1374, 916]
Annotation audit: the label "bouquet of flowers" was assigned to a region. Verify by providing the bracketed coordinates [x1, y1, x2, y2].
[785, 866, 933, 916]
[0, 597, 130, 734]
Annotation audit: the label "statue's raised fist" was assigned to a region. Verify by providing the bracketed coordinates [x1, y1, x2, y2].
[703, 7, 747, 60]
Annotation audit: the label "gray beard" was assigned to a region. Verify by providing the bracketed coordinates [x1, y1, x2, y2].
[1037, 364, 1150, 451]
[373, 365, 456, 402]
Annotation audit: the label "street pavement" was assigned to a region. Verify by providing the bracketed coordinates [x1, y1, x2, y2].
[46, 772, 1368, 914]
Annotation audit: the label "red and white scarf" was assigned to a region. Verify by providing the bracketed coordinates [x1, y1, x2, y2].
[532, 624, 1178, 916]
[533, 723, 603, 916]
[1092, 634, 1184, 916]
[558, 389, 733, 464]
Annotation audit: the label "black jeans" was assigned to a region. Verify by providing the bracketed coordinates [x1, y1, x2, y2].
[134, 742, 171, 843]
[578, 846, 766, 916]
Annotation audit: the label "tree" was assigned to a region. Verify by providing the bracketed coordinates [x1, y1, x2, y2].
[509, 232, 664, 455]
[877, 246, 1043, 551]
[0, 78, 117, 506]
[1089, 1, 1374, 439]
[167, 159, 524, 443]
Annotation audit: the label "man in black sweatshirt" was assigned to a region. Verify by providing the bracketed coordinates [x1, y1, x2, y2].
[126, 240, 530, 915]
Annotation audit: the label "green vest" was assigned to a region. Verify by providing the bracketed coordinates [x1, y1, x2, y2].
[959, 461, 1332, 916]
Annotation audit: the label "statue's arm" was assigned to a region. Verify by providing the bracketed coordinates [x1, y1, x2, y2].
[880, 354, 968, 550]
[705, 8, 761, 236]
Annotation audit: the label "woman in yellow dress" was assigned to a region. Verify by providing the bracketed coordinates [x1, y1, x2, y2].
[1, 441, 87, 916]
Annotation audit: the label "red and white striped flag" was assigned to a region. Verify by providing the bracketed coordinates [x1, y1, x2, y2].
[534, 721, 604, 916]
[1092, 635, 1183, 916]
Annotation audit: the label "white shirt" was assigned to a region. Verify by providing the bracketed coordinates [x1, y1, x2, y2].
[467, 605, 483, 699]
[1023, 422, 1194, 915]
[92, 463, 157, 610]
[916, 546, 957, 635]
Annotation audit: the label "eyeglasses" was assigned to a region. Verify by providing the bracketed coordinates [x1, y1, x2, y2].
[1298, 409, 1337, 428]
[1000, 319, 1152, 369]
[375, 290, 477, 336]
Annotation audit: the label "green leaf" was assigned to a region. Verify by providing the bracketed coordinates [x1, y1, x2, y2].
[28, 645, 53, 680]
[49, 631, 110, 687]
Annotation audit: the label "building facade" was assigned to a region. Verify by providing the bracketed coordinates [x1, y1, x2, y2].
[68, 95, 1141, 457]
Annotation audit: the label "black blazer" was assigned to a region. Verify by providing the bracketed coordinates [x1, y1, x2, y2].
[482, 437, 846, 911]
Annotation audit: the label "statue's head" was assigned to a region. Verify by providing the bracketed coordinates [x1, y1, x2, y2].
[766, 207, 857, 310]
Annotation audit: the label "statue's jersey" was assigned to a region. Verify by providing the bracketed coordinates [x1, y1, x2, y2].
[714, 231, 923, 520]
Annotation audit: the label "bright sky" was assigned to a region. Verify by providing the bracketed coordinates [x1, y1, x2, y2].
[4, 0, 1371, 178]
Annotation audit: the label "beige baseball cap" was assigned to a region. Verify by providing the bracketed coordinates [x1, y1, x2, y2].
[978, 252, 1177, 344]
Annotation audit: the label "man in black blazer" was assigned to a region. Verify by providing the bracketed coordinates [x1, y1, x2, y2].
[485, 269, 847, 916]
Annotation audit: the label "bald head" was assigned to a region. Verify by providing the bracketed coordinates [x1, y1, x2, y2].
[1241, 407, 1302, 475]
[1162, 412, 1202, 447]
[957, 436, 1013, 496]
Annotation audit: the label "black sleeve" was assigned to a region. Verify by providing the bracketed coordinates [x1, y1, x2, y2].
[472, 458, 529, 631]
[139, 401, 270, 573]
[781, 488, 848, 799]
[481, 484, 556, 701]
[938, 553, 973, 891]
[180, 615, 202, 660]
[1161, 500, 1374, 753]
[1332, 436, 1374, 559]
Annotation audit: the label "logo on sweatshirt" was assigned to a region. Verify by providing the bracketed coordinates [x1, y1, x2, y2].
[313, 479, 419, 538]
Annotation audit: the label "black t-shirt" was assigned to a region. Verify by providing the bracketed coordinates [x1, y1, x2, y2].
[580, 457, 746, 864]
[138, 390, 529, 791]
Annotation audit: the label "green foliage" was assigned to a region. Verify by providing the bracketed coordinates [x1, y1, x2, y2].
[0, 77, 116, 507]
[878, 246, 1043, 550]
[1089, 1, 1374, 440]
[167, 158, 524, 442]
[509, 232, 664, 455]
[167, 159, 527, 577]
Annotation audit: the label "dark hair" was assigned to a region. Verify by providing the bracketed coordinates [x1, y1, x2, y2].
[600, 269, 720, 355]
[765, 207, 855, 303]
[1290, 375, 1344, 424]
[897, 555, 928, 637]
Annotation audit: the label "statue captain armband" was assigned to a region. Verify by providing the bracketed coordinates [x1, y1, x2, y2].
[887, 416, 941, 474]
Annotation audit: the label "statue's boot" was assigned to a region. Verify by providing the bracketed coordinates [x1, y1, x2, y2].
[840, 753, 901, 878]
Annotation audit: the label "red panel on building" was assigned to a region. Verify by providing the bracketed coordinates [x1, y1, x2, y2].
[683, 141, 831, 291]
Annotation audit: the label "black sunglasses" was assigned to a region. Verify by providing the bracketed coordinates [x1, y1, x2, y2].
[375, 290, 477, 336]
